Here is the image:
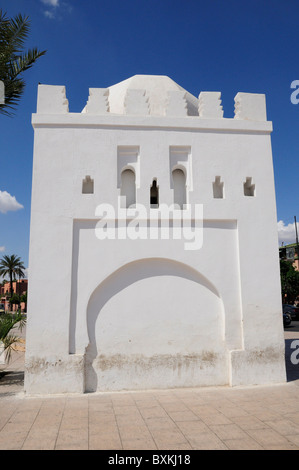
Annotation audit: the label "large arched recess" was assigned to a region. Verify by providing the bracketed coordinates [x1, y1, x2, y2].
[85, 257, 226, 392]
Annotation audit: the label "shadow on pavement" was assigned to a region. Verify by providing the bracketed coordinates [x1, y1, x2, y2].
[0, 370, 24, 385]
[0, 371, 24, 397]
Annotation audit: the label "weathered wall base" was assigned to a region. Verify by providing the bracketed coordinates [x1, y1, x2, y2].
[24, 354, 85, 395]
[24, 346, 287, 395]
[84, 350, 229, 392]
[229, 348, 287, 387]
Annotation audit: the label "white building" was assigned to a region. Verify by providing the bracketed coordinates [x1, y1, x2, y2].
[25, 75, 286, 395]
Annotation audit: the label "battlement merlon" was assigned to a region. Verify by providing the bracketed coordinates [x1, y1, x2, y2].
[36, 85, 69, 114]
[84, 88, 109, 114]
[33, 84, 272, 132]
[234, 92, 267, 121]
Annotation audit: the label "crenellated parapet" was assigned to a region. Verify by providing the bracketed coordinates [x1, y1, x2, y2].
[35, 78, 268, 122]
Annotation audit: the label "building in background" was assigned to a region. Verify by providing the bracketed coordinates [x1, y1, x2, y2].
[0, 279, 28, 312]
[279, 243, 299, 271]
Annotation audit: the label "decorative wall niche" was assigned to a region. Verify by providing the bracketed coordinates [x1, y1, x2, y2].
[169, 146, 192, 207]
[150, 179, 159, 208]
[121, 168, 136, 208]
[244, 177, 255, 197]
[117, 146, 140, 208]
[172, 168, 186, 208]
[82, 175, 94, 194]
[213, 176, 224, 199]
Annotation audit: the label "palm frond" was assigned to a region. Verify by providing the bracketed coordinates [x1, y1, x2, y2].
[0, 10, 46, 115]
[2, 334, 21, 363]
[0, 309, 26, 363]
[6, 14, 30, 52]
[9, 48, 46, 78]
[0, 11, 30, 52]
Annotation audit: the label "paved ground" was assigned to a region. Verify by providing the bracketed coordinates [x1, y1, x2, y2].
[1, 324, 299, 450]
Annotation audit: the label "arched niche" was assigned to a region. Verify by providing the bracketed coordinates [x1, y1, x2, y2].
[150, 179, 159, 208]
[120, 168, 136, 207]
[172, 167, 186, 208]
[84, 258, 225, 392]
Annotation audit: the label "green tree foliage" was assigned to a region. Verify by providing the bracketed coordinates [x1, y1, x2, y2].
[0, 309, 26, 363]
[10, 293, 20, 306]
[0, 10, 46, 115]
[20, 291, 27, 312]
[280, 259, 299, 304]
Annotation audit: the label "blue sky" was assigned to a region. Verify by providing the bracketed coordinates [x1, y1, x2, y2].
[0, 0, 298, 270]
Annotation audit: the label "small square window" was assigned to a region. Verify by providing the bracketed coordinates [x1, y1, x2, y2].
[244, 177, 255, 197]
[82, 176, 94, 194]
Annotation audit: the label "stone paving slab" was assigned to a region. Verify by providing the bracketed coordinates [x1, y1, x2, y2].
[2, 331, 299, 450]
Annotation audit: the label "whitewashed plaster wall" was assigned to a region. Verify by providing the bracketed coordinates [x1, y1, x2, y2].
[24, 76, 286, 394]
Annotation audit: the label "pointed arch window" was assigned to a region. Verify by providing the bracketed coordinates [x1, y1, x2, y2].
[150, 179, 159, 208]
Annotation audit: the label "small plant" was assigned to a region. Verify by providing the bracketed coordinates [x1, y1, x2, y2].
[0, 309, 26, 363]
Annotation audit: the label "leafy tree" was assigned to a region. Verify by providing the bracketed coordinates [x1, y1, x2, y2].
[0, 254, 25, 308]
[0, 10, 46, 116]
[0, 309, 26, 363]
[20, 291, 27, 312]
[280, 259, 299, 304]
[10, 293, 20, 306]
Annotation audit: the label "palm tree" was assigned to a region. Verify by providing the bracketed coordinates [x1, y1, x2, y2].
[0, 10, 46, 116]
[0, 254, 25, 308]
